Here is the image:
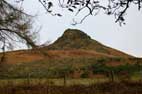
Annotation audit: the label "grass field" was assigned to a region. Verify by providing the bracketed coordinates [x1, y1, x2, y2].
[0, 62, 141, 94]
[0, 78, 110, 86]
[0, 74, 141, 86]
[0, 78, 142, 94]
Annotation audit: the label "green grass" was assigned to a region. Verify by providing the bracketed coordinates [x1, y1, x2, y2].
[0, 76, 141, 87]
[0, 57, 141, 80]
[0, 78, 110, 86]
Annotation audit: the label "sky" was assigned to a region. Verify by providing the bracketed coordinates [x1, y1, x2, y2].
[10, 0, 142, 57]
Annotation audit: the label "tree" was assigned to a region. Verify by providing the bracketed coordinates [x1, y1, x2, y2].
[39, 0, 142, 25]
[0, 0, 37, 62]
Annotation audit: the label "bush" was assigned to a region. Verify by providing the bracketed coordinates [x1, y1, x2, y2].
[80, 71, 89, 78]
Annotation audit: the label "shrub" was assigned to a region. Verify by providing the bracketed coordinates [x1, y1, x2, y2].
[80, 71, 89, 78]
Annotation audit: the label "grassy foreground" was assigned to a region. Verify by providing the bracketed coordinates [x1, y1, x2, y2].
[0, 78, 109, 86]
[0, 79, 142, 94]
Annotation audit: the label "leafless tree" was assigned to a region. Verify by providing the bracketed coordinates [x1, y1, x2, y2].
[0, 0, 37, 63]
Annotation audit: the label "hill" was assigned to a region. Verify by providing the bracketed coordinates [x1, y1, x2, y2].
[0, 29, 141, 79]
[0, 29, 134, 64]
[45, 29, 131, 57]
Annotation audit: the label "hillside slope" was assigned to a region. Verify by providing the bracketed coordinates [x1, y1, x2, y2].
[0, 29, 135, 64]
[0, 29, 141, 79]
[46, 29, 132, 57]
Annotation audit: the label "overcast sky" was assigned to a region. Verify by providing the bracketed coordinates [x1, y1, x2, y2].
[11, 0, 142, 57]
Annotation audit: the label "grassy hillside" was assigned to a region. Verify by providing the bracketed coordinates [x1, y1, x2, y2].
[0, 49, 141, 79]
[0, 55, 141, 79]
[46, 29, 132, 57]
[0, 29, 141, 79]
[0, 29, 134, 64]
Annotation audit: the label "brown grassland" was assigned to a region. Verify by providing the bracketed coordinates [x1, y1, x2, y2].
[0, 80, 142, 94]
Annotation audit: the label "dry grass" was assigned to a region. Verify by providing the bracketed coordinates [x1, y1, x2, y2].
[0, 49, 135, 65]
[0, 80, 142, 94]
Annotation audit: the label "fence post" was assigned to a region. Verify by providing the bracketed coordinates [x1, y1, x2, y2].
[110, 70, 114, 82]
[63, 74, 66, 86]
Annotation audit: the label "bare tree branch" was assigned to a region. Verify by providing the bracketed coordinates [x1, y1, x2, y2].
[38, 0, 142, 25]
